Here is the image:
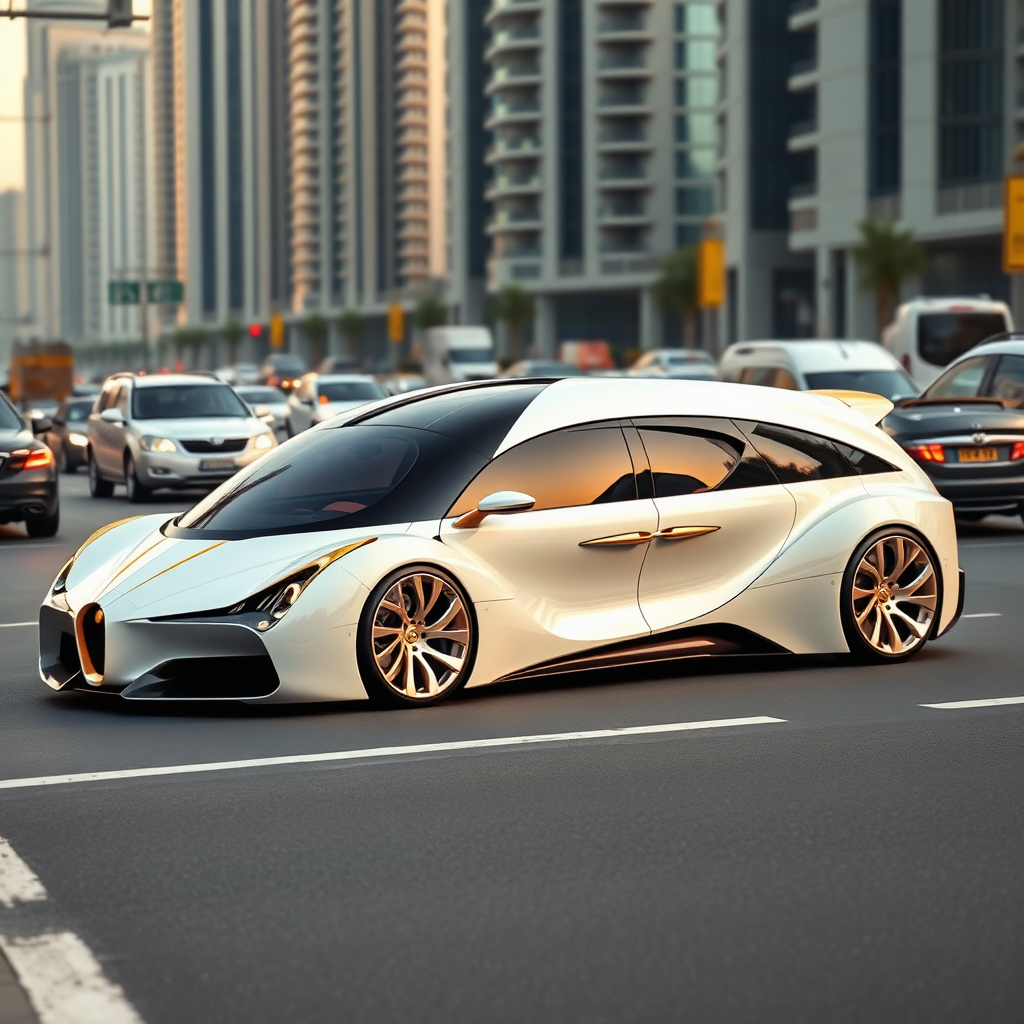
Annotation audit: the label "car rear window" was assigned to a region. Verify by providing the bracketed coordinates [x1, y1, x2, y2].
[0, 396, 22, 430]
[917, 313, 1007, 367]
[237, 388, 285, 405]
[66, 400, 95, 422]
[133, 385, 251, 420]
[741, 423, 893, 481]
[318, 381, 388, 402]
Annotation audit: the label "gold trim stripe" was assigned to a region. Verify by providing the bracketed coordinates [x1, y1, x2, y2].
[124, 542, 226, 595]
[98, 537, 168, 598]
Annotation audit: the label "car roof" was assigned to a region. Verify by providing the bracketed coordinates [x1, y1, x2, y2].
[129, 374, 226, 388]
[897, 296, 1009, 313]
[722, 340, 901, 372]
[314, 373, 379, 384]
[945, 338, 1024, 364]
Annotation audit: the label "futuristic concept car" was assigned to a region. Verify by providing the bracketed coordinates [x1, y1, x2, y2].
[39, 378, 964, 706]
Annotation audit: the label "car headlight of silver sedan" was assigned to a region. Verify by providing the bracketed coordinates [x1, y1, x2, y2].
[252, 433, 275, 450]
[140, 436, 178, 453]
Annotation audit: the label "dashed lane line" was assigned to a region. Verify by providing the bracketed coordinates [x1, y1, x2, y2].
[961, 613, 1002, 619]
[921, 696, 1024, 710]
[0, 623, 35, 629]
[0, 717, 787, 793]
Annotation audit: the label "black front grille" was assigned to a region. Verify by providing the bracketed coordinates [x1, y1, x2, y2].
[122, 656, 280, 699]
[81, 604, 105, 676]
[181, 438, 248, 454]
[58, 631, 81, 674]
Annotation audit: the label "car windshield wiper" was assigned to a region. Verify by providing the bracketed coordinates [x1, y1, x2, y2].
[184, 464, 291, 529]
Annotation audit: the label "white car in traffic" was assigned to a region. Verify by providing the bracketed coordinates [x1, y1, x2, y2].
[285, 374, 388, 435]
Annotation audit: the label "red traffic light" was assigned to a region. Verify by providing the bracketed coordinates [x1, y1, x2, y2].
[248, 324, 262, 338]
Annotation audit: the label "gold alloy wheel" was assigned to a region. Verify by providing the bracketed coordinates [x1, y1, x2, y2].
[371, 573, 472, 699]
[851, 535, 937, 656]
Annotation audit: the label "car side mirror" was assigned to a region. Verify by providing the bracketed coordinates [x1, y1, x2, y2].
[32, 416, 53, 434]
[453, 490, 536, 529]
[100, 408, 124, 425]
[253, 405, 271, 418]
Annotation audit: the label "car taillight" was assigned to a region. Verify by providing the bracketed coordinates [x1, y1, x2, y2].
[1011, 442, 1024, 461]
[267, 375, 279, 386]
[319, 394, 329, 405]
[905, 443, 946, 463]
[23, 448, 53, 470]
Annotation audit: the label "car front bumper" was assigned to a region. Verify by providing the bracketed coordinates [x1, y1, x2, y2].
[134, 446, 267, 489]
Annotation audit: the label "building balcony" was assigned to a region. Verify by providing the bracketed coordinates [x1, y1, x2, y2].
[485, 136, 542, 163]
[597, 126, 651, 152]
[788, 181, 817, 202]
[485, 173, 542, 199]
[597, 13, 649, 37]
[788, 57, 819, 89]
[596, 0, 653, 6]
[598, 166, 651, 188]
[597, 202, 651, 224]
[486, 209, 542, 233]
[597, 89, 649, 112]
[788, 0, 819, 30]
[486, 63, 543, 92]
[599, 255, 659, 276]
[484, 0, 542, 27]
[485, 99, 542, 128]
[486, 25, 541, 59]
[787, 118, 818, 151]
[597, 53, 652, 78]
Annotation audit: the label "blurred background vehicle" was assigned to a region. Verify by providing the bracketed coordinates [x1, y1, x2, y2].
[0, 391, 59, 537]
[423, 326, 497, 385]
[86, 373, 277, 503]
[884, 335, 1024, 523]
[719, 340, 916, 401]
[379, 373, 428, 396]
[72, 383, 102, 398]
[42, 395, 97, 473]
[559, 340, 615, 373]
[499, 360, 587, 379]
[883, 297, 1012, 390]
[259, 353, 307, 392]
[318, 355, 366, 375]
[233, 385, 290, 436]
[285, 374, 389, 435]
[628, 349, 717, 381]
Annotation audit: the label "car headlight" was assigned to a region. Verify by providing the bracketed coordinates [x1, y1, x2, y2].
[68, 431, 88, 447]
[141, 436, 177, 453]
[52, 554, 76, 596]
[253, 433, 274, 450]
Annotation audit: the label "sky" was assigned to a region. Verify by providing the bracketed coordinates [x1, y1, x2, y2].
[0, 18, 27, 193]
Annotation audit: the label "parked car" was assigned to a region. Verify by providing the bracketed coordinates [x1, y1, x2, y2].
[234, 385, 290, 434]
[259, 353, 307, 392]
[43, 395, 97, 473]
[87, 373, 277, 503]
[719, 340, 916, 401]
[499, 360, 587, 378]
[883, 296, 1012, 390]
[318, 356, 366, 375]
[0, 390, 59, 537]
[628, 349, 717, 380]
[285, 374, 389, 435]
[883, 335, 1024, 522]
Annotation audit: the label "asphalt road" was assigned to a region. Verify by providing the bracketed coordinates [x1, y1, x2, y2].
[0, 472, 1022, 1023]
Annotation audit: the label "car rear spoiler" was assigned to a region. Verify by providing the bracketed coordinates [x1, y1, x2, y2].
[807, 389, 894, 425]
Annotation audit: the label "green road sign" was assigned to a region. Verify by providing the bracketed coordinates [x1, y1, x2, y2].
[108, 281, 140, 305]
[148, 280, 184, 304]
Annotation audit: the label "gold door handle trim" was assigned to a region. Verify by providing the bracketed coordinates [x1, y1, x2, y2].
[579, 531, 653, 547]
[655, 526, 720, 540]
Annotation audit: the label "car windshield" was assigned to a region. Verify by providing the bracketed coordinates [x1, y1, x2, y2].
[448, 349, 493, 364]
[267, 357, 306, 374]
[66, 400, 94, 422]
[666, 352, 713, 365]
[133, 385, 252, 420]
[0, 398, 23, 430]
[319, 381, 388, 402]
[917, 313, 1007, 367]
[237, 387, 285, 405]
[804, 370, 917, 400]
[171, 424, 488, 538]
[522, 362, 586, 376]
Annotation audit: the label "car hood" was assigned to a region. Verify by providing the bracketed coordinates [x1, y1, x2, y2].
[130, 416, 261, 439]
[884, 403, 1024, 440]
[63, 514, 397, 620]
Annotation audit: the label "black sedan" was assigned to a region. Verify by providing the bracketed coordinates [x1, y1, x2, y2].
[0, 392, 59, 537]
[884, 337, 1024, 522]
[42, 395, 96, 473]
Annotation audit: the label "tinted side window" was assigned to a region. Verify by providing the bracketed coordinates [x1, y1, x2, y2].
[637, 427, 738, 496]
[97, 384, 118, 412]
[926, 356, 990, 400]
[114, 386, 129, 416]
[449, 426, 637, 515]
[772, 369, 799, 390]
[742, 423, 854, 482]
[987, 355, 1024, 409]
[832, 443, 895, 476]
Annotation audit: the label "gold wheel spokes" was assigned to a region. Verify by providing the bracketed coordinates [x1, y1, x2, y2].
[851, 535, 937, 656]
[371, 573, 472, 699]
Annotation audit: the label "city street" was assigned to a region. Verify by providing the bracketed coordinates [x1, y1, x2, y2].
[0, 474, 1021, 1023]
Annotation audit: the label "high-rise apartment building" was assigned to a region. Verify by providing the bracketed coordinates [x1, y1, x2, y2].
[718, 0, 1018, 344]
[0, 190, 26, 368]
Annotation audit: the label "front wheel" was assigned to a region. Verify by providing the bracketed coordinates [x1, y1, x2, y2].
[88, 450, 114, 498]
[841, 528, 940, 663]
[357, 566, 476, 707]
[124, 453, 151, 504]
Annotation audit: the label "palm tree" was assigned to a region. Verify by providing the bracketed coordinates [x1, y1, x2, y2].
[490, 284, 535, 361]
[852, 219, 927, 338]
[221, 318, 245, 367]
[653, 246, 699, 347]
[413, 294, 448, 331]
[337, 308, 364, 357]
[301, 312, 329, 367]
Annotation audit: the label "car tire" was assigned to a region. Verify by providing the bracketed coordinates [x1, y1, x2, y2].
[88, 450, 114, 498]
[57, 444, 72, 474]
[357, 564, 477, 707]
[124, 453, 151, 504]
[840, 527, 941, 664]
[285, 417, 294, 438]
[25, 504, 59, 538]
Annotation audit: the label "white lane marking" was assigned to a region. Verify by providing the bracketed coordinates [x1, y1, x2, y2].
[0, 837, 47, 908]
[0, 933, 145, 1024]
[961, 612, 1002, 619]
[0, 717, 786, 792]
[0, 621, 36, 629]
[921, 696, 1024, 710]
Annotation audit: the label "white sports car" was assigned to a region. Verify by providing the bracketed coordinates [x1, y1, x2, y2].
[39, 379, 964, 706]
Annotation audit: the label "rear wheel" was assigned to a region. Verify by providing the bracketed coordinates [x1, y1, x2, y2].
[357, 566, 476, 707]
[88, 450, 113, 498]
[124, 452, 151, 504]
[841, 528, 940, 663]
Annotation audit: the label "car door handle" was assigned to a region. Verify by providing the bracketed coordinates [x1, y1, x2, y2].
[579, 531, 653, 547]
[654, 526, 720, 540]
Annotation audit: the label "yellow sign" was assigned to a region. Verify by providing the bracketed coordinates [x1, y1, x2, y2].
[1005, 177, 1024, 273]
[270, 312, 285, 349]
[388, 304, 405, 343]
[698, 237, 726, 309]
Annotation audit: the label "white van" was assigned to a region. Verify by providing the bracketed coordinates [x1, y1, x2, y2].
[423, 326, 498, 386]
[718, 339, 916, 401]
[882, 296, 1012, 390]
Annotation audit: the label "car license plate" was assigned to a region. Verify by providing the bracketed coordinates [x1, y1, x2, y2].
[199, 458, 236, 472]
[958, 447, 998, 463]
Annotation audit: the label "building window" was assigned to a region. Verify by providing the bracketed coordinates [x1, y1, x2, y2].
[676, 223, 703, 245]
[868, 0, 901, 197]
[676, 149, 715, 180]
[675, 75, 717, 108]
[938, 0, 1004, 187]
[675, 3, 717, 35]
[675, 113, 716, 145]
[676, 186, 715, 216]
[675, 39, 716, 70]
